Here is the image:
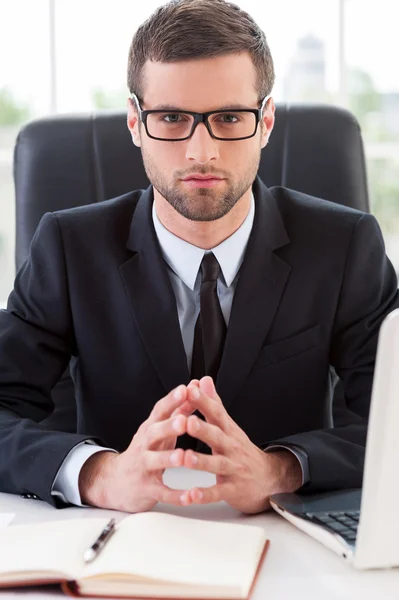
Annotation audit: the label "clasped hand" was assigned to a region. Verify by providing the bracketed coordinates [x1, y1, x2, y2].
[79, 377, 302, 514]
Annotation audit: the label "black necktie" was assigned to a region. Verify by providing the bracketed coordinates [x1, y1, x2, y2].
[191, 253, 227, 381]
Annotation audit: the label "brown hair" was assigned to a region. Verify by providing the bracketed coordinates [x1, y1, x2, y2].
[127, 0, 275, 103]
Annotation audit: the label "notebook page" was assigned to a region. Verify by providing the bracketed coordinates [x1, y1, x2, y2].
[0, 517, 109, 582]
[82, 512, 266, 594]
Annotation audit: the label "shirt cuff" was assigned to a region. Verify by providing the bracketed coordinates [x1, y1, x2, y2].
[51, 441, 117, 506]
[263, 444, 310, 486]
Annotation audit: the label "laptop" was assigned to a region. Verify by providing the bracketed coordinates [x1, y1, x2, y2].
[270, 307, 399, 569]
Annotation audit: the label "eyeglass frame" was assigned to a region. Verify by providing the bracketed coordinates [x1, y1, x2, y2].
[130, 93, 271, 142]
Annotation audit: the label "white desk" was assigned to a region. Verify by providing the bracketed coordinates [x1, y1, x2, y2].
[0, 468, 398, 600]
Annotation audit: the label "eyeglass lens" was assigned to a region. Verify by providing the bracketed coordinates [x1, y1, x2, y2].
[146, 111, 257, 140]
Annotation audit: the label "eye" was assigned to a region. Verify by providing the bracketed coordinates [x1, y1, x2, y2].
[214, 113, 240, 124]
[162, 113, 188, 123]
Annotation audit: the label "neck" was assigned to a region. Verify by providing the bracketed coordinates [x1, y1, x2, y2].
[153, 189, 252, 249]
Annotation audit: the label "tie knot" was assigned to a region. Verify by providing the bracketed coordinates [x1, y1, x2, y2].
[200, 252, 221, 283]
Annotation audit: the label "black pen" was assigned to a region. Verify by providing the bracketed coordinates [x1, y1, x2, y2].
[83, 518, 116, 563]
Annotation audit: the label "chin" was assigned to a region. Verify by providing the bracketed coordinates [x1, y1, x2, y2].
[180, 205, 231, 223]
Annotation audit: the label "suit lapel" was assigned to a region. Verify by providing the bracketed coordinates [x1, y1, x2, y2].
[217, 177, 291, 410]
[119, 178, 291, 405]
[119, 186, 190, 394]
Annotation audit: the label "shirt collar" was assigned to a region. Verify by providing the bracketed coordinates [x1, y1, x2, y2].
[152, 193, 255, 290]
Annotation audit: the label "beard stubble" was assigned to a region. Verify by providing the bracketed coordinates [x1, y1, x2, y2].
[140, 144, 262, 222]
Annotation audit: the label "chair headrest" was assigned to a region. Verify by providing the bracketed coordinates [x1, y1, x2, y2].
[14, 103, 369, 269]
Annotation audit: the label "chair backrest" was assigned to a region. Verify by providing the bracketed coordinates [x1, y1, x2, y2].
[13, 104, 370, 431]
[14, 104, 369, 270]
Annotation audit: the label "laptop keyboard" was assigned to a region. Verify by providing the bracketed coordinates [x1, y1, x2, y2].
[304, 510, 360, 543]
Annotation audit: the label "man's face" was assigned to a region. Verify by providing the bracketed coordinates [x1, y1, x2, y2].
[127, 52, 275, 222]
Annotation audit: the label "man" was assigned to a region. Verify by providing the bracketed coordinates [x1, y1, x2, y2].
[0, 0, 397, 514]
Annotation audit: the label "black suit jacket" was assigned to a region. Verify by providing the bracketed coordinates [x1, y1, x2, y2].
[0, 176, 398, 507]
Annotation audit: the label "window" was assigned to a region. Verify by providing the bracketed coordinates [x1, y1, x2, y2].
[1, 0, 398, 303]
[240, 0, 340, 104]
[345, 0, 399, 267]
[0, 1, 51, 301]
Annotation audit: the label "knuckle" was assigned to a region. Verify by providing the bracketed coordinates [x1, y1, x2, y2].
[218, 456, 228, 473]
[146, 423, 160, 445]
[132, 438, 144, 455]
[214, 428, 224, 448]
[236, 461, 247, 475]
[152, 393, 172, 417]
[224, 419, 235, 436]
[145, 423, 154, 441]
[136, 421, 148, 437]
[150, 405, 161, 422]
[142, 451, 151, 469]
[213, 406, 222, 421]
[231, 437, 241, 451]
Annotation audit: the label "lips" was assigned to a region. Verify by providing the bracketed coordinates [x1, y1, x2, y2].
[182, 175, 224, 188]
[183, 176, 222, 181]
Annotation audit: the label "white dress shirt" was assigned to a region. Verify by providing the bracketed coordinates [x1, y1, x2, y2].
[52, 193, 307, 506]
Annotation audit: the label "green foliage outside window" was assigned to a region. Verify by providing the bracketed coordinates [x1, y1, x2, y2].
[0, 89, 30, 126]
[92, 88, 128, 110]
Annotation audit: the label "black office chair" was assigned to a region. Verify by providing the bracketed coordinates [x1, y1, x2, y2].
[13, 104, 369, 431]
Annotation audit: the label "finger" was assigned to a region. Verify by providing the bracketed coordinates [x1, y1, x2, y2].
[187, 415, 230, 453]
[146, 414, 187, 449]
[187, 385, 227, 427]
[148, 385, 187, 424]
[171, 400, 196, 418]
[199, 376, 221, 402]
[152, 484, 194, 506]
[144, 448, 185, 471]
[183, 449, 234, 475]
[189, 379, 200, 387]
[188, 483, 231, 505]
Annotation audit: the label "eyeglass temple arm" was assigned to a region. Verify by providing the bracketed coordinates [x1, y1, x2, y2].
[130, 93, 142, 113]
[260, 94, 272, 112]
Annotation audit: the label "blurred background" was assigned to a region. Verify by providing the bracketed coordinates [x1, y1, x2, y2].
[0, 0, 398, 301]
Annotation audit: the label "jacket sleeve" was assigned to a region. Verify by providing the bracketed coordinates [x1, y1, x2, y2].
[270, 212, 399, 491]
[0, 213, 102, 507]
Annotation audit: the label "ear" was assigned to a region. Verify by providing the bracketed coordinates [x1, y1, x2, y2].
[127, 98, 142, 147]
[260, 97, 275, 149]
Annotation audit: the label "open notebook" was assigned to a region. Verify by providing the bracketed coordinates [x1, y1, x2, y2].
[0, 511, 269, 599]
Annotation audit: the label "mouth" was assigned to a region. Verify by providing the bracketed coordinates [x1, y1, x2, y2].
[181, 175, 225, 188]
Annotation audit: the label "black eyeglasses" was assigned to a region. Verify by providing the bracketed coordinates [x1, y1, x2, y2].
[130, 93, 271, 142]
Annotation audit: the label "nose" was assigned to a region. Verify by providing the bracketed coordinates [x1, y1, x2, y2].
[185, 122, 219, 164]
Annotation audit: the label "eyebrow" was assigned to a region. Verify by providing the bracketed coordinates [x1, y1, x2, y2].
[149, 103, 257, 112]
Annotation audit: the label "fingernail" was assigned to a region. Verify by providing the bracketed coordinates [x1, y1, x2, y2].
[190, 386, 200, 399]
[196, 490, 204, 501]
[170, 450, 180, 466]
[180, 492, 189, 505]
[173, 417, 183, 432]
[191, 454, 198, 465]
[173, 385, 185, 401]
